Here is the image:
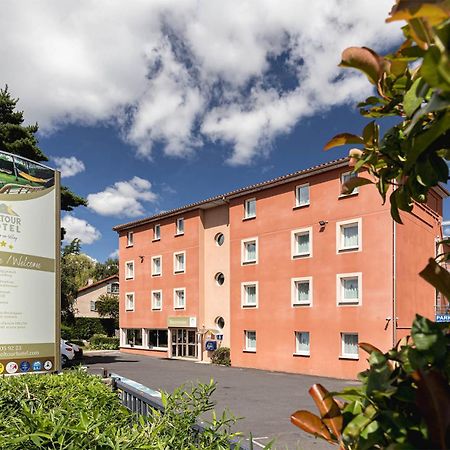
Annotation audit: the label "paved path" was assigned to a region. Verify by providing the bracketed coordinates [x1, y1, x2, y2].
[82, 351, 357, 449]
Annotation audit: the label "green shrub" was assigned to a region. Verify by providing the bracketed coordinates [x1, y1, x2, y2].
[61, 323, 75, 340]
[62, 317, 116, 340]
[90, 334, 120, 350]
[0, 370, 242, 449]
[211, 347, 231, 366]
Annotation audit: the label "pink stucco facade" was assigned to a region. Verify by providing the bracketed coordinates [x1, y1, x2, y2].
[114, 158, 446, 379]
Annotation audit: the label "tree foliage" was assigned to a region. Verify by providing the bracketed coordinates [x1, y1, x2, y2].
[0, 85, 87, 212]
[93, 257, 119, 280]
[96, 293, 119, 322]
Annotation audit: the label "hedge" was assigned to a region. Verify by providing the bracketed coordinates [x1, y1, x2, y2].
[62, 317, 116, 340]
[0, 370, 241, 449]
[90, 334, 120, 350]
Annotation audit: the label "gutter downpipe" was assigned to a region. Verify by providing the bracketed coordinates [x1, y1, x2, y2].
[392, 216, 397, 347]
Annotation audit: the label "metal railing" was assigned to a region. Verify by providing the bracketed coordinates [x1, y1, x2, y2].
[110, 373, 250, 449]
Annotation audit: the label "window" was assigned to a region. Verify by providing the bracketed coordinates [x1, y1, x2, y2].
[125, 261, 134, 280]
[125, 328, 142, 346]
[337, 273, 362, 305]
[90, 300, 97, 312]
[241, 237, 258, 264]
[176, 217, 184, 235]
[341, 333, 359, 359]
[340, 171, 358, 196]
[147, 329, 168, 349]
[215, 272, 225, 286]
[125, 292, 135, 311]
[244, 198, 256, 219]
[215, 233, 225, 246]
[151, 290, 162, 310]
[337, 219, 361, 252]
[295, 184, 310, 207]
[126, 231, 134, 247]
[295, 332, 310, 356]
[154, 224, 161, 241]
[152, 256, 162, 276]
[174, 288, 186, 309]
[292, 277, 312, 306]
[292, 228, 312, 258]
[215, 316, 225, 330]
[174, 251, 186, 274]
[107, 282, 119, 294]
[242, 282, 258, 308]
[244, 330, 257, 352]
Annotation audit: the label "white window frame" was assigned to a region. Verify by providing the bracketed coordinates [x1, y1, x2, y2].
[294, 331, 310, 356]
[244, 198, 256, 219]
[174, 288, 186, 310]
[291, 277, 313, 307]
[241, 281, 258, 308]
[244, 330, 257, 352]
[125, 260, 135, 280]
[337, 218, 362, 253]
[341, 332, 359, 359]
[295, 183, 310, 208]
[173, 251, 186, 274]
[340, 171, 359, 196]
[176, 217, 184, 235]
[126, 231, 134, 247]
[291, 227, 313, 259]
[151, 290, 162, 311]
[153, 224, 161, 241]
[241, 237, 258, 265]
[125, 292, 135, 311]
[107, 282, 119, 294]
[151, 255, 162, 277]
[90, 300, 97, 312]
[337, 272, 362, 306]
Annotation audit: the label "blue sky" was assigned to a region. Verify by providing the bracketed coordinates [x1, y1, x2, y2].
[1, 1, 448, 261]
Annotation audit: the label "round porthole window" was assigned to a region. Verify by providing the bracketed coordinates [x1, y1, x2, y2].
[215, 233, 225, 246]
[215, 316, 225, 330]
[215, 272, 225, 286]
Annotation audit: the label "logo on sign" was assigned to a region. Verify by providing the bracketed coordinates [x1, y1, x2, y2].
[44, 360, 53, 371]
[0, 363, 4, 374]
[6, 361, 18, 374]
[20, 361, 30, 372]
[205, 341, 217, 351]
[32, 361, 42, 371]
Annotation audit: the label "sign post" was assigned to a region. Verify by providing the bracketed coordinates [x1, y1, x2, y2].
[0, 151, 60, 374]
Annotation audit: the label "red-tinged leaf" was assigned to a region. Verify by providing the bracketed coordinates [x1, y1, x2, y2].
[339, 47, 385, 85]
[419, 258, 450, 299]
[341, 177, 373, 195]
[308, 384, 343, 439]
[359, 342, 383, 354]
[290, 410, 334, 443]
[411, 370, 450, 449]
[387, 0, 450, 25]
[324, 133, 364, 151]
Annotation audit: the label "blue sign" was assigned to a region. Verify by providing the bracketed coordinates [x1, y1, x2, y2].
[20, 361, 30, 372]
[32, 361, 42, 371]
[216, 334, 223, 341]
[205, 340, 217, 351]
[436, 314, 450, 323]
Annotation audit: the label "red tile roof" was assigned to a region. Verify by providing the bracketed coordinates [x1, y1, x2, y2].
[77, 274, 119, 294]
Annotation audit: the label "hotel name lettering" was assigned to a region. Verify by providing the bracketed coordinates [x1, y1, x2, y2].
[0, 215, 21, 233]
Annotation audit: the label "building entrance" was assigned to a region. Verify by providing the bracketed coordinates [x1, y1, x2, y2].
[171, 328, 197, 358]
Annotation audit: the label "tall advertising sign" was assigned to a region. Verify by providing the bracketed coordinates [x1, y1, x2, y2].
[0, 151, 60, 375]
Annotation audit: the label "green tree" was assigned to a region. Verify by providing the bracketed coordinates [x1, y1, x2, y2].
[93, 257, 119, 280]
[96, 293, 119, 327]
[0, 85, 86, 212]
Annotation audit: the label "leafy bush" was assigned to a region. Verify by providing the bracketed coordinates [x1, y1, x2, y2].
[211, 347, 231, 366]
[61, 323, 75, 341]
[90, 334, 120, 350]
[291, 315, 450, 449]
[0, 370, 242, 449]
[62, 317, 116, 340]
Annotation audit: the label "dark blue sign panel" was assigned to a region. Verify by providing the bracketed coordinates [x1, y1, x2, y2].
[205, 340, 217, 351]
[216, 334, 223, 341]
[436, 314, 450, 323]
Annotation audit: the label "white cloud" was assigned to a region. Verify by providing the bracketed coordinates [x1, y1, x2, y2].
[53, 156, 85, 177]
[87, 176, 158, 217]
[61, 214, 101, 245]
[109, 249, 119, 259]
[0, 0, 401, 164]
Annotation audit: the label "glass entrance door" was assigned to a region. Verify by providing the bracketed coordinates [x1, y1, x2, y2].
[171, 328, 197, 358]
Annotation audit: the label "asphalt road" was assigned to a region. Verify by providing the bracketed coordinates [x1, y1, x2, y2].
[82, 351, 357, 449]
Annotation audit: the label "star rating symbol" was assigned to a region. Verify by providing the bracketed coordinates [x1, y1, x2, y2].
[0, 241, 6, 247]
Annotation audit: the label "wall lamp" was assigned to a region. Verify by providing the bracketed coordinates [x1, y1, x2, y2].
[139, 255, 145, 263]
[318, 220, 328, 227]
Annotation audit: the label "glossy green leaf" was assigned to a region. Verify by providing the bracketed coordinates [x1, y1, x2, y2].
[341, 176, 373, 195]
[419, 258, 450, 300]
[404, 78, 425, 117]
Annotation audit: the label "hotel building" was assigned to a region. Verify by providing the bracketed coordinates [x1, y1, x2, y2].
[113, 158, 447, 379]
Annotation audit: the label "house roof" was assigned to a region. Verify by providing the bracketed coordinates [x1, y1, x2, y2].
[77, 274, 119, 294]
[113, 157, 350, 232]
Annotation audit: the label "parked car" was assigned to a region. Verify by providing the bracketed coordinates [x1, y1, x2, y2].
[60, 339, 75, 367]
[64, 340, 83, 359]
